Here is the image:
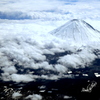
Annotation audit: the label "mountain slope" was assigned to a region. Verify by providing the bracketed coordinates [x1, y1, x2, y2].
[50, 19, 100, 44]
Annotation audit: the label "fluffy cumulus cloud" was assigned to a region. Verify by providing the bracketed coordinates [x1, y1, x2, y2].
[25, 94, 42, 100]
[10, 74, 34, 82]
[54, 64, 68, 73]
[58, 48, 97, 68]
[12, 92, 22, 99]
[0, 30, 71, 82]
[2, 66, 17, 74]
[0, 26, 100, 82]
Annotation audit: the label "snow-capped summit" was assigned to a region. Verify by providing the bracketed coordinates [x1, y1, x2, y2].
[50, 19, 100, 44]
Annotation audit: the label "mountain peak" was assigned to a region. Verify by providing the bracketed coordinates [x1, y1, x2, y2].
[70, 19, 97, 30]
[50, 19, 100, 44]
[71, 19, 80, 22]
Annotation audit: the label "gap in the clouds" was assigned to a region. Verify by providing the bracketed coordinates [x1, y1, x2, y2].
[45, 51, 72, 64]
[14, 63, 59, 75]
[0, 69, 3, 76]
[92, 58, 100, 68]
[15, 67, 59, 76]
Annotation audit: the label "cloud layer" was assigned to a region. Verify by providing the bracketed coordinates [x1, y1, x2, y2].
[0, 21, 100, 83]
[0, 0, 100, 83]
[0, 0, 100, 20]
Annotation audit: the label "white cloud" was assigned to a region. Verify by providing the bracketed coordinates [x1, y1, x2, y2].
[0, 0, 100, 20]
[25, 94, 42, 100]
[2, 66, 17, 74]
[37, 61, 54, 70]
[11, 74, 34, 82]
[58, 48, 97, 68]
[12, 92, 22, 99]
[54, 64, 68, 73]
[0, 0, 64, 12]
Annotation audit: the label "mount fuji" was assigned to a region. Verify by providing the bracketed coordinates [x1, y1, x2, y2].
[50, 19, 100, 44]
